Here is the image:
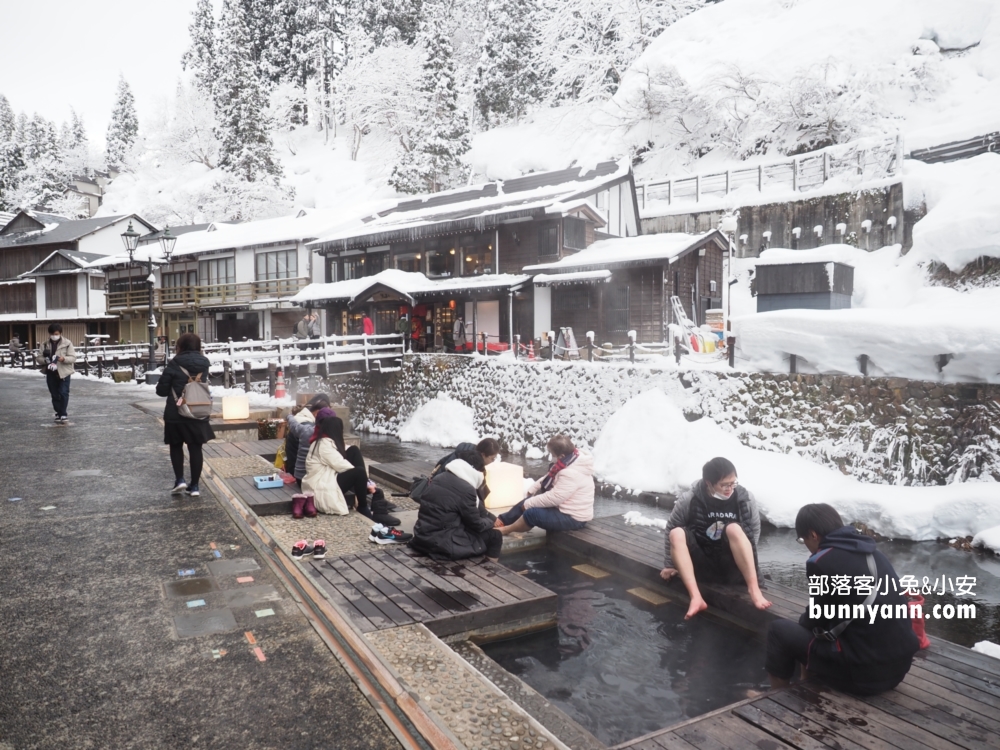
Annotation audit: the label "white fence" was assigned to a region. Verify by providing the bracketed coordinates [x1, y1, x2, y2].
[637, 135, 902, 209]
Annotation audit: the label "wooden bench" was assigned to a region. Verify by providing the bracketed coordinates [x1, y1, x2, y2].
[305, 545, 557, 639]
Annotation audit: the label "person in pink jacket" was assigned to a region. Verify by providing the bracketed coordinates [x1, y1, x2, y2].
[496, 435, 594, 535]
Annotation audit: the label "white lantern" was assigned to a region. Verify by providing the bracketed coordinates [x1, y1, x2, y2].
[484, 461, 525, 510]
[222, 394, 250, 420]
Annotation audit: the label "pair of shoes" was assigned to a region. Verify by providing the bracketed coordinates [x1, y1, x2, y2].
[171, 480, 188, 494]
[58, 416, 68, 423]
[368, 524, 413, 545]
[187, 484, 200, 497]
[291, 539, 327, 559]
[292, 494, 306, 519]
[370, 489, 400, 527]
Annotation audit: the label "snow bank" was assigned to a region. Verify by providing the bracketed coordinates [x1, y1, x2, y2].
[623, 511, 667, 529]
[972, 641, 1000, 660]
[396, 393, 479, 448]
[973, 525, 1000, 554]
[592, 389, 1000, 541]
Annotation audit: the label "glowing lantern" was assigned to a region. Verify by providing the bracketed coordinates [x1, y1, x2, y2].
[222, 394, 250, 420]
[484, 461, 524, 510]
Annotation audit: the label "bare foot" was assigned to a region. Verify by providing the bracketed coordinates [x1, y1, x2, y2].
[750, 590, 772, 610]
[685, 597, 708, 620]
[493, 518, 504, 529]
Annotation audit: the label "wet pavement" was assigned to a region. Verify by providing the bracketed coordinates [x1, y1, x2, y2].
[0, 371, 401, 750]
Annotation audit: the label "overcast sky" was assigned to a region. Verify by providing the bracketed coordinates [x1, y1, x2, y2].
[1, 0, 199, 143]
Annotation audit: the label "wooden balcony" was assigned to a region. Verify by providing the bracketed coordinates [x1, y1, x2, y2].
[107, 277, 309, 311]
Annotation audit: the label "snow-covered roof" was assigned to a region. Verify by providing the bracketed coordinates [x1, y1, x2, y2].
[309, 161, 632, 252]
[20, 249, 109, 277]
[85, 207, 367, 268]
[525, 231, 726, 272]
[292, 269, 532, 306]
[533, 270, 613, 286]
[753, 246, 858, 267]
[0, 213, 153, 249]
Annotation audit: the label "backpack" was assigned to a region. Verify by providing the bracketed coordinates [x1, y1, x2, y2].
[174, 365, 213, 420]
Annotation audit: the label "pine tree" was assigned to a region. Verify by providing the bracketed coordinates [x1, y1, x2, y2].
[182, 0, 217, 94]
[359, 0, 423, 46]
[390, 0, 470, 193]
[106, 75, 139, 167]
[70, 108, 87, 147]
[0, 95, 25, 211]
[474, 0, 543, 128]
[214, 0, 282, 182]
[13, 114, 67, 210]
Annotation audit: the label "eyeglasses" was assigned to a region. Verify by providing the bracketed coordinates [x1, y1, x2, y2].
[717, 481, 738, 490]
[796, 537, 805, 545]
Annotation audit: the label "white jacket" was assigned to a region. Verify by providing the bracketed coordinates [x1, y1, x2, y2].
[302, 438, 355, 515]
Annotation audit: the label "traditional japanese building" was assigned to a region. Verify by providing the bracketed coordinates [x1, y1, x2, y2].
[303, 160, 641, 347]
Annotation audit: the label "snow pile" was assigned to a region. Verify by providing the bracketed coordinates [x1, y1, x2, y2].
[904, 154, 1000, 271]
[730, 244, 1000, 382]
[592, 389, 1000, 541]
[972, 641, 1000, 660]
[623, 511, 667, 529]
[973, 525, 1000, 554]
[397, 393, 479, 447]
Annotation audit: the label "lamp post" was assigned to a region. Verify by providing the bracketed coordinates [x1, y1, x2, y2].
[121, 222, 176, 371]
[719, 211, 739, 334]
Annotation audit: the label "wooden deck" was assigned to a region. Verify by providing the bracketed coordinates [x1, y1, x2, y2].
[203, 438, 284, 459]
[555, 517, 1000, 750]
[305, 546, 557, 638]
[368, 459, 437, 490]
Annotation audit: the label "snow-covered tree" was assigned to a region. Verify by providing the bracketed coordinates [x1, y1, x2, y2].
[0, 95, 25, 211]
[59, 108, 91, 176]
[214, 0, 283, 182]
[182, 0, 217, 94]
[106, 75, 139, 167]
[164, 83, 220, 169]
[359, 0, 423, 46]
[390, 0, 470, 193]
[474, 0, 543, 128]
[11, 114, 68, 210]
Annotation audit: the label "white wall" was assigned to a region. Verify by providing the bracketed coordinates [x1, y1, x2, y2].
[465, 300, 500, 343]
[533, 286, 551, 338]
[78, 216, 155, 256]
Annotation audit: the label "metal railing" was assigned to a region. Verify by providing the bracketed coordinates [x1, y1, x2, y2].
[909, 131, 1000, 164]
[106, 277, 310, 310]
[636, 135, 902, 209]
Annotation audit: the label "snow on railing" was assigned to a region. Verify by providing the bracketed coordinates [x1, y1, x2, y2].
[637, 134, 903, 208]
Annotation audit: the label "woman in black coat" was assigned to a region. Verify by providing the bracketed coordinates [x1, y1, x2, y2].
[410, 450, 502, 562]
[155, 333, 216, 496]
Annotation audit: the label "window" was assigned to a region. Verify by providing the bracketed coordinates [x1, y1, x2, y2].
[427, 249, 454, 277]
[89, 275, 105, 291]
[107, 275, 140, 294]
[46, 275, 77, 310]
[605, 283, 629, 333]
[0, 282, 35, 314]
[343, 257, 365, 280]
[462, 248, 493, 276]
[564, 217, 586, 250]
[162, 270, 197, 303]
[255, 249, 297, 281]
[538, 223, 559, 258]
[199, 257, 235, 287]
[366, 252, 387, 275]
[396, 255, 421, 273]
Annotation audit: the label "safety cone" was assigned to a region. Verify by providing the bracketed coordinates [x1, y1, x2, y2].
[275, 368, 287, 399]
[527, 341, 535, 361]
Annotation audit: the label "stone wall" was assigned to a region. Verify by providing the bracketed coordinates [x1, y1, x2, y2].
[325, 355, 1000, 487]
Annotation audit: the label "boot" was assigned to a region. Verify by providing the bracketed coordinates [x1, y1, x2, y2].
[303, 493, 317, 518]
[370, 489, 400, 527]
[292, 494, 306, 519]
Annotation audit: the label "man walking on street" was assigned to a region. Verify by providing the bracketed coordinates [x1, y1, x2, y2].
[8, 334, 21, 365]
[36, 323, 76, 423]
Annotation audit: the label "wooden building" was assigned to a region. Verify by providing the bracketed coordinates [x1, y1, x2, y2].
[756, 261, 854, 312]
[307, 160, 641, 346]
[0, 210, 154, 347]
[524, 231, 729, 344]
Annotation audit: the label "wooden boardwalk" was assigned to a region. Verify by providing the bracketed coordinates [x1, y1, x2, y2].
[368, 459, 437, 490]
[305, 546, 557, 638]
[203, 438, 284, 460]
[554, 517, 1000, 750]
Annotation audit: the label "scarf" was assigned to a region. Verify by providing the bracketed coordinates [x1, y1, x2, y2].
[539, 449, 578, 493]
[309, 407, 337, 443]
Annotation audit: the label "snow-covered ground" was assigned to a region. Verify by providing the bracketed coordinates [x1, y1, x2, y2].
[396, 393, 479, 447]
[973, 641, 1000, 660]
[593, 388, 1000, 542]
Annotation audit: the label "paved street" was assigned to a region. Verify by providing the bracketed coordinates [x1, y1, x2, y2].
[0, 372, 402, 750]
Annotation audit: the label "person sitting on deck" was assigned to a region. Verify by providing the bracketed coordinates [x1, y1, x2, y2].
[765, 503, 919, 695]
[431, 437, 501, 502]
[494, 435, 594, 536]
[660, 457, 771, 619]
[285, 395, 331, 489]
[410, 450, 502, 562]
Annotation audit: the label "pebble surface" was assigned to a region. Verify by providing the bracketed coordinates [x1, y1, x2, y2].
[368, 627, 559, 750]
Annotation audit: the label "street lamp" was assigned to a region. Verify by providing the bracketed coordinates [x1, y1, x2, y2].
[121, 222, 176, 372]
[719, 211, 739, 337]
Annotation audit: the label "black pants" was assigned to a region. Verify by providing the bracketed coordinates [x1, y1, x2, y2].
[481, 529, 503, 559]
[684, 527, 746, 585]
[46, 372, 71, 418]
[336, 445, 370, 513]
[765, 618, 814, 680]
[170, 443, 204, 486]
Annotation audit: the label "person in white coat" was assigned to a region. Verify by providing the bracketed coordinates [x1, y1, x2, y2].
[302, 410, 375, 517]
[496, 435, 594, 535]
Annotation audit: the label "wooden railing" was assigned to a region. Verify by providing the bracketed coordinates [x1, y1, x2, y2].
[637, 135, 902, 209]
[106, 277, 310, 310]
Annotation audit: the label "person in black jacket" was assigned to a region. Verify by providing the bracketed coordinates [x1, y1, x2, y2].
[430, 438, 501, 503]
[155, 333, 216, 497]
[410, 450, 502, 562]
[766, 503, 919, 695]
